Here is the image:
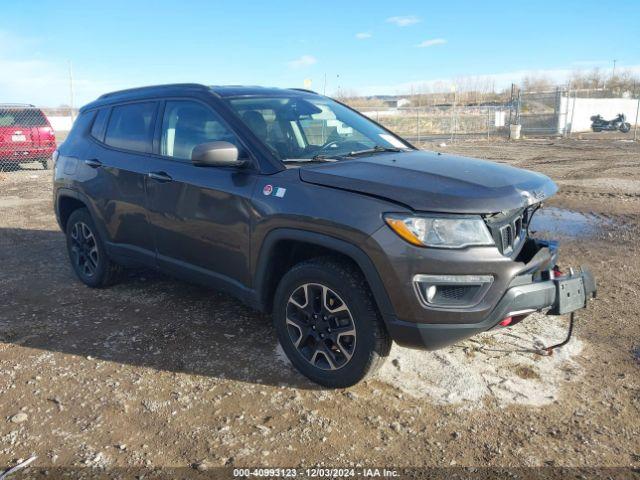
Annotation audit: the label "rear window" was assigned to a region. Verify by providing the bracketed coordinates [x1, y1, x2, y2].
[0, 108, 48, 127]
[104, 102, 156, 153]
[65, 110, 96, 145]
[90, 108, 110, 142]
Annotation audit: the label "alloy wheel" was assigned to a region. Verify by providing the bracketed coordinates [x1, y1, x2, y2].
[70, 221, 99, 278]
[285, 283, 356, 370]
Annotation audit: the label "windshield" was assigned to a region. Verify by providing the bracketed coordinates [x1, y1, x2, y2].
[226, 96, 412, 161]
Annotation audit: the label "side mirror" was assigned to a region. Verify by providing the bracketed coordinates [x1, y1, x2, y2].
[191, 141, 246, 167]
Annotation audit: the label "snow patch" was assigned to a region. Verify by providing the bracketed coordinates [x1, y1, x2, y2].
[377, 313, 583, 406]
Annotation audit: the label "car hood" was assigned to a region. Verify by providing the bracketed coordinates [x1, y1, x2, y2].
[298, 150, 557, 214]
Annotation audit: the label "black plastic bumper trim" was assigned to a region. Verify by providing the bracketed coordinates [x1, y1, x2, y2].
[386, 266, 596, 351]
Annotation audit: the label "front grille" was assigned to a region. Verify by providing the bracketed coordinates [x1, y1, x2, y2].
[486, 206, 536, 256]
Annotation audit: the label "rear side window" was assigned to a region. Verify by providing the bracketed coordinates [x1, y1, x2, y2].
[65, 110, 96, 144]
[0, 108, 48, 126]
[90, 108, 110, 141]
[104, 102, 156, 153]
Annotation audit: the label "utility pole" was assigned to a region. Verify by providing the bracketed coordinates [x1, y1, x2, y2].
[612, 59, 617, 79]
[635, 81, 639, 142]
[634, 97, 639, 142]
[450, 85, 456, 143]
[68, 60, 75, 121]
[416, 84, 421, 145]
[568, 90, 577, 138]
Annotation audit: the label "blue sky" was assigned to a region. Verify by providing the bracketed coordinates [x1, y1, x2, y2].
[2, 0, 640, 106]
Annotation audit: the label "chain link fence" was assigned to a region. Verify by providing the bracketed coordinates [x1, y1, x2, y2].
[358, 105, 511, 143]
[354, 87, 640, 142]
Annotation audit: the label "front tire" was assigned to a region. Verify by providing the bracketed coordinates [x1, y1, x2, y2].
[620, 123, 631, 133]
[66, 208, 121, 288]
[273, 257, 391, 387]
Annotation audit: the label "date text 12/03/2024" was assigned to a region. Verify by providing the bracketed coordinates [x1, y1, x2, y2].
[233, 468, 399, 477]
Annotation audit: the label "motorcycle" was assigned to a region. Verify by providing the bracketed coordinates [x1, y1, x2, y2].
[590, 113, 631, 133]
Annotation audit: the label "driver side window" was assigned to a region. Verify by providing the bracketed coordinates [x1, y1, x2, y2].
[160, 100, 238, 160]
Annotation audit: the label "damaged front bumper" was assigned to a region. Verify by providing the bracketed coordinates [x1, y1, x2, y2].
[386, 239, 597, 350]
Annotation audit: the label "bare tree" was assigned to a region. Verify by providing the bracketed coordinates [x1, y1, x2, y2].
[521, 75, 554, 92]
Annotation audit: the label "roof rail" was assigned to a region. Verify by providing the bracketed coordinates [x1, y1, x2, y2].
[98, 83, 210, 99]
[288, 88, 319, 95]
[0, 103, 36, 108]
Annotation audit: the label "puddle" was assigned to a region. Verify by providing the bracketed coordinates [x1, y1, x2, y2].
[529, 207, 614, 238]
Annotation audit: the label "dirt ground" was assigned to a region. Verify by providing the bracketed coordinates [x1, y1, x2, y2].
[0, 137, 639, 476]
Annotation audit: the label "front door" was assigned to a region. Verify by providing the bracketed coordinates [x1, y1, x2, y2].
[145, 99, 257, 293]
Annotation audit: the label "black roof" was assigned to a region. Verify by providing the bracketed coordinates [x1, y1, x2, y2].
[81, 83, 320, 112]
[97, 83, 208, 99]
[210, 85, 318, 98]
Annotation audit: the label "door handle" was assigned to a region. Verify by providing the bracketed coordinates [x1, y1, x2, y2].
[84, 159, 102, 168]
[147, 171, 173, 182]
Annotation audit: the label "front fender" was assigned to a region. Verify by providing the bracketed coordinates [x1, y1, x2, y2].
[252, 228, 395, 322]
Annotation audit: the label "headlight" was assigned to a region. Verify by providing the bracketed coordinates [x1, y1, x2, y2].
[384, 214, 494, 248]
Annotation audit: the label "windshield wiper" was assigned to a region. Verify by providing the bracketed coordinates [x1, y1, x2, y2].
[282, 146, 404, 163]
[346, 145, 405, 157]
[282, 156, 340, 163]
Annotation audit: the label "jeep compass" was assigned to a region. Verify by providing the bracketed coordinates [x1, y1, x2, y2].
[53, 84, 596, 387]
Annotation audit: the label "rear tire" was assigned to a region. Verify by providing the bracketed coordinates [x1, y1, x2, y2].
[41, 158, 50, 170]
[66, 208, 121, 288]
[273, 257, 391, 387]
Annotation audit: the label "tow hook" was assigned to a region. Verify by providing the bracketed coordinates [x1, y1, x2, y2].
[540, 311, 576, 356]
[538, 265, 595, 356]
[539, 265, 594, 356]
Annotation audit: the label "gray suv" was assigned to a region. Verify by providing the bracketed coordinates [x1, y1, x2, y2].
[53, 84, 596, 387]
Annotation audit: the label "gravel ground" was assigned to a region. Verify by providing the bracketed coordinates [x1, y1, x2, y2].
[0, 137, 639, 476]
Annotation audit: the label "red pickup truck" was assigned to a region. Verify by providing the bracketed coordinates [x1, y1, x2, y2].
[0, 104, 57, 169]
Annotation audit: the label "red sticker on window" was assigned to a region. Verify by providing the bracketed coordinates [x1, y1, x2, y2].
[263, 184, 273, 196]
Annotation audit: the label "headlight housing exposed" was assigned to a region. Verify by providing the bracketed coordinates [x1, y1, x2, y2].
[384, 214, 494, 248]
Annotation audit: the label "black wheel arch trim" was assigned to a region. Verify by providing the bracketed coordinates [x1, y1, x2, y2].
[55, 188, 109, 240]
[253, 228, 396, 322]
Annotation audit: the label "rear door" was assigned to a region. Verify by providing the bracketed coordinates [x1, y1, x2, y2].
[82, 101, 159, 265]
[145, 99, 257, 291]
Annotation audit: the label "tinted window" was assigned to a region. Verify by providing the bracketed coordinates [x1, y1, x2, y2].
[228, 97, 410, 160]
[90, 108, 110, 141]
[0, 108, 48, 126]
[160, 100, 238, 160]
[104, 102, 156, 152]
[66, 110, 96, 144]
